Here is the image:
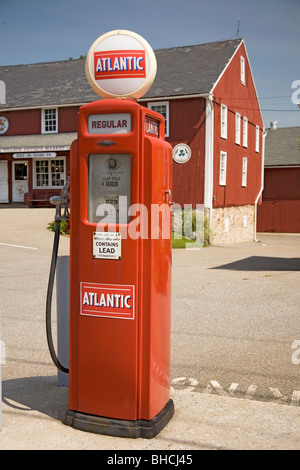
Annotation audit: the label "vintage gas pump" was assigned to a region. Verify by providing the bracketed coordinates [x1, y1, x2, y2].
[47, 30, 174, 438]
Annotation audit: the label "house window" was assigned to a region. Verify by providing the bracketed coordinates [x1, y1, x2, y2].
[147, 101, 169, 137]
[242, 157, 248, 187]
[34, 157, 66, 189]
[255, 125, 260, 153]
[235, 113, 241, 145]
[42, 108, 58, 134]
[221, 104, 227, 139]
[219, 151, 227, 186]
[243, 117, 248, 147]
[240, 56, 245, 85]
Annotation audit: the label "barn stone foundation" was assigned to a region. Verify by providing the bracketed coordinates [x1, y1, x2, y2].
[210, 205, 255, 245]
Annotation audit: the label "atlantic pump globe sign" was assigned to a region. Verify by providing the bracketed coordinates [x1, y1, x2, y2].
[85, 30, 157, 100]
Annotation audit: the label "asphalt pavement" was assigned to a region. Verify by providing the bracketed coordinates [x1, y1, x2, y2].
[0, 207, 299, 450]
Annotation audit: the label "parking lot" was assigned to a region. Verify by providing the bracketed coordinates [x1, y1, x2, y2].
[0, 208, 300, 450]
[171, 231, 300, 406]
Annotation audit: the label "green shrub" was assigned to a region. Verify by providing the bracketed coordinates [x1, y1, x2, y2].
[48, 220, 70, 235]
[172, 233, 204, 249]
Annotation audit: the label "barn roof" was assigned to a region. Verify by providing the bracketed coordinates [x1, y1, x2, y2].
[264, 126, 300, 167]
[0, 39, 242, 109]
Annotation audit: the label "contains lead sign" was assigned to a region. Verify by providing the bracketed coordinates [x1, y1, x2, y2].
[93, 231, 122, 259]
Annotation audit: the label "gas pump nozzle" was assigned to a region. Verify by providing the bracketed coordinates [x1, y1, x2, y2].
[50, 175, 70, 222]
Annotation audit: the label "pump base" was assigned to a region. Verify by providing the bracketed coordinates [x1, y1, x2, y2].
[63, 399, 174, 439]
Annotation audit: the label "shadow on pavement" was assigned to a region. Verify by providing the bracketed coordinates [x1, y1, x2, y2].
[211, 256, 300, 271]
[2, 375, 68, 421]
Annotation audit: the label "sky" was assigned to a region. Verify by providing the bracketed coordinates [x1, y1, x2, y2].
[0, 0, 299, 128]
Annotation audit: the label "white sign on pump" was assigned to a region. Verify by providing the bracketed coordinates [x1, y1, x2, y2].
[88, 113, 131, 134]
[85, 30, 157, 100]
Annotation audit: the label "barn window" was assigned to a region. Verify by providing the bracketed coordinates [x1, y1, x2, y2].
[147, 101, 169, 137]
[242, 157, 248, 187]
[235, 113, 241, 145]
[243, 117, 248, 147]
[219, 151, 227, 186]
[221, 104, 227, 139]
[42, 108, 58, 134]
[255, 125, 260, 153]
[240, 56, 245, 85]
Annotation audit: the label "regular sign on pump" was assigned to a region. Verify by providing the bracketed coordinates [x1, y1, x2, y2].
[85, 30, 157, 99]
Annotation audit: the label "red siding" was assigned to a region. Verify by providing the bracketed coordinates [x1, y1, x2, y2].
[59, 107, 79, 132]
[2, 109, 41, 135]
[167, 98, 206, 206]
[1, 106, 79, 135]
[143, 98, 206, 207]
[212, 42, 263, 208]
[257, 167, 300, 233]
[262, 167, 300, 200]
[257, 200, 300, 233]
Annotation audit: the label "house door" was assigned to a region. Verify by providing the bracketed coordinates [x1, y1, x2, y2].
[0, 161, 9, 203]
[12, 161, 28, 202]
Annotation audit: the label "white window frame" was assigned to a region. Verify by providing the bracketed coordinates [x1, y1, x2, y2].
[243, 117, 248, 148]
[41, 107, 58, 134]
[219, 151, 227, 186]
[220, 104, 227, 139]
[255, 125, 260, 153]
[242, 157, 248, 187]
[240, 56, 245, 85]
[147, 101, 169, 137]
[235, 112, 241, 145]
[33, 156, 66, 189]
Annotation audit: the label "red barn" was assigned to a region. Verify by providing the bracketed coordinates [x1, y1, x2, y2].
[257, 125, 300, 233]
[0, 38, 264, 244]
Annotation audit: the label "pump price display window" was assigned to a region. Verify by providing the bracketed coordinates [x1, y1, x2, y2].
[88, 153, 131, 224]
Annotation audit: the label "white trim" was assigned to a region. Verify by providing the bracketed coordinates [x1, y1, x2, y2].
[204, 94, 214, 209]
[254, 128, 266, 242]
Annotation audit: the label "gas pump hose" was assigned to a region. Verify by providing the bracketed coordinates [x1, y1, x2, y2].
[46, 182, 70, 374]
[46, 218, 69, 373]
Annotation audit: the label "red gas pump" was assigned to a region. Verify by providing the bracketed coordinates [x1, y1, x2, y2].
[64, 98, 174, 438]
[46, 30, 174, 438]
